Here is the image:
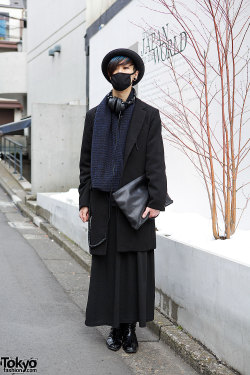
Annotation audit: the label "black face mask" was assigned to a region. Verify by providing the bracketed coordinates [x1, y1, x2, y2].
[110, 69, 136, 91]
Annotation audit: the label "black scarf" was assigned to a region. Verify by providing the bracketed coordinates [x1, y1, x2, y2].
[90, 88, 135, 192]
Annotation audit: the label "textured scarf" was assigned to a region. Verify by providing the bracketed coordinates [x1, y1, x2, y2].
[90, 88, 135, 192]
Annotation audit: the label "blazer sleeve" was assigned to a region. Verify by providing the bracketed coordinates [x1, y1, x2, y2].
[78, 110, 94, 211]
[145, 108, 172, 211]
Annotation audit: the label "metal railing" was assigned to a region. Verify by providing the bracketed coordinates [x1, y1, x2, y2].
[0, 137, 24, 180]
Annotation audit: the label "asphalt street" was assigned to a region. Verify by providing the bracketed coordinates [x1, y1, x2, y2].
[0, 184, 198, 375]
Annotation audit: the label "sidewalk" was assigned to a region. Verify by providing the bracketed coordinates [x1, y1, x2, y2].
[0, 160, 239, 375]
[0, 188, 135, 374]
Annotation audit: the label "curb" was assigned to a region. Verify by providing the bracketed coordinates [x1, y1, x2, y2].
[0, 169, 240, 375]
[148, 313, 238, 375]
[14, 200, 92, 275]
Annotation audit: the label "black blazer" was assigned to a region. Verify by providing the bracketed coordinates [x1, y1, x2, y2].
[78, 96, 172, 255]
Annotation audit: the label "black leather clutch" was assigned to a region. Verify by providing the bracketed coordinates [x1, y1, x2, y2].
[112, 174, 173, 230]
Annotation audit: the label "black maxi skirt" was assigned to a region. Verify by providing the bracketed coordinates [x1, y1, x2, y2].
[85, 199, 155, 328]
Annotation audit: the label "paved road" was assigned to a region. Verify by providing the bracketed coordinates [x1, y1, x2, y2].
[0, 185, 198, 375]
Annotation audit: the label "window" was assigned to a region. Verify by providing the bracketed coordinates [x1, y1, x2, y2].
[0, 13, 9, 40]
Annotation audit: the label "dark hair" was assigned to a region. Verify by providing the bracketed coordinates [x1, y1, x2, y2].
[107, 55, 137, 78]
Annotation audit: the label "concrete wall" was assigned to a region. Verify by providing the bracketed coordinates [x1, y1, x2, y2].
[31, 103, 86, 193]
[27, 0, 87, 192]
[36, 191, 88, 252]
[27, 0, 86, 113]
[155, 234, 250, 375]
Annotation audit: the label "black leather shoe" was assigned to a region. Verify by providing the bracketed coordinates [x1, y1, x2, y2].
[106, 326, 123, 351]
[121, 323, 138, 353]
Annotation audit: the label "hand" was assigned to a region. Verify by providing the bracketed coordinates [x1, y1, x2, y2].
[79, 206, 89, 222]
[142, 206, 160, 219]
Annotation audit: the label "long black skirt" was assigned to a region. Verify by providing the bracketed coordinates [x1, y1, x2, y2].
[85, 202, 155, 328]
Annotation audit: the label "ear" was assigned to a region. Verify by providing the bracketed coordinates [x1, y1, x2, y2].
[134, 70, 139, 80]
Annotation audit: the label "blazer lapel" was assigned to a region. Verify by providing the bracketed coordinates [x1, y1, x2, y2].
[122, 98, 146, 170]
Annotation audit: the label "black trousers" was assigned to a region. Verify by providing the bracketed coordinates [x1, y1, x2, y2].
[85, 203, 155, 328]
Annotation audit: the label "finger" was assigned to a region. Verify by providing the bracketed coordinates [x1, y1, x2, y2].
[149, 213, 153, 219]
[84, 213, 89, 222]
[142, 208, 149, 218]
[80, 213, 86, 222]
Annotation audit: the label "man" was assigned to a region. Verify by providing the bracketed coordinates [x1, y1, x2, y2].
[78, 48, 172, 354]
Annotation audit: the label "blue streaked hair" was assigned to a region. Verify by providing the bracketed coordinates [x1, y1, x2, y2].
[107, 55, 137, 77]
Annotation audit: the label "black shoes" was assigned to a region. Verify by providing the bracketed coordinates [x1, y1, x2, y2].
[120, 322, 138, 353]
[106, 326, 123, 351]
[106, 323, 139, 353]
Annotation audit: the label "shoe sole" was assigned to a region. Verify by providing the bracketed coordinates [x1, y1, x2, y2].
[122, 346, 138, 353]
[106, 342, 122, 351]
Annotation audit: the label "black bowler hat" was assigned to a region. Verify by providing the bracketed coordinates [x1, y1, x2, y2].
[101, 48, 145, 86]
